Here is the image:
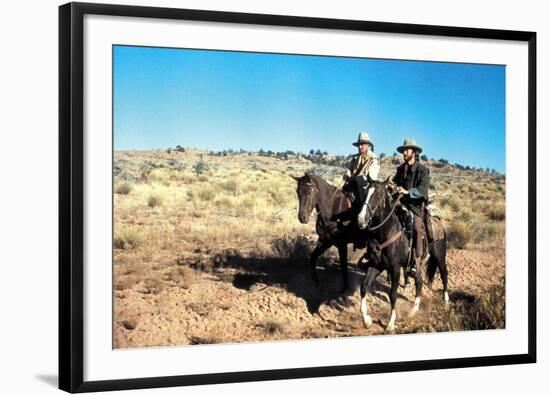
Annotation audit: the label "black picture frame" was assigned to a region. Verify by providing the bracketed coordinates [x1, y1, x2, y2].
[59, 2, 537, 393]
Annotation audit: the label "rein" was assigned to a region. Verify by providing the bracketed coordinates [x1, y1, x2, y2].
[367, 193, 402, 231]
[368, 190, 405, 256]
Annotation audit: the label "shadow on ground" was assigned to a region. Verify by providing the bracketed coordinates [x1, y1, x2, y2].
[193, 249, 411, 315]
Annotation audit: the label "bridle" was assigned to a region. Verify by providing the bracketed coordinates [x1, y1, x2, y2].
[365, 186, 402, 231]
[301, 181, 318, 217]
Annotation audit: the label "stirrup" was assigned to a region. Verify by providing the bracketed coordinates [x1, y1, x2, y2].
[408, 262, 417, 276]
[408, 256, 422, 277]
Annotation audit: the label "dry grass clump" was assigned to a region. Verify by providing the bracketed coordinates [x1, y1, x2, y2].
[256, 320, 285, 336]
[238, 195, 256, 210]
[148, 193, 164, 207]
[269, 188, 289, 206]
[190, 322, 226, 345]
[147, 169, 170, 186]
[176, 265, 198, 289]
[433, 278, 505, 331]
[447, 221, 472, 249]
[180, 173, 197, 184]
[214, 196, 235, 208]
[440, 196, 460, 211]
[114, 226, 144, 250]
[471, 222, 498, 243]
[487, 205, 506, 221]
[472, 200, 491, 214]
[270, 235, 311, 262]
[115, 181, 133, 195]
[186, 189, 196, 202]
[456, 209, 473, 222]
[198, 186, 217, 201]
[220, 179, 240, 195]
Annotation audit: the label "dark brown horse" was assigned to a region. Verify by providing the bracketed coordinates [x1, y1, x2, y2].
[358, 179, 449, 331]
[292, 173, 359, 293]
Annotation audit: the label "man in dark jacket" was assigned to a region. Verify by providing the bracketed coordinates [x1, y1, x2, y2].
[390, 139, 430, 276]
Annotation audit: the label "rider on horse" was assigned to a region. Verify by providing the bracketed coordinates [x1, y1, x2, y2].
[389, 139, 431, 277]
[342, 132, 380, 228]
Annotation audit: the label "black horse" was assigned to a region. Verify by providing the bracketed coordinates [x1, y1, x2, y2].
[292, 173, 359, 293]
[358, 179, 449, 331]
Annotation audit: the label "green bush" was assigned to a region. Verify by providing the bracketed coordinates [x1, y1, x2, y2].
[193, 158, 209, 176]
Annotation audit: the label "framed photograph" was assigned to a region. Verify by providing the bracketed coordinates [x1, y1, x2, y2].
[59, 2, 536, 393]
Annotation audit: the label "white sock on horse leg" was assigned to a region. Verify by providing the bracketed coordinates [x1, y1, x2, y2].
[360, 296, 372, 328]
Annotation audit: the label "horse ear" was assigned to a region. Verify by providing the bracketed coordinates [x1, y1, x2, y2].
[291, 175, 300, 182]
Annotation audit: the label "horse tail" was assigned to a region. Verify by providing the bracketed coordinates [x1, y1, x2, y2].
[426, 217, 447, 285]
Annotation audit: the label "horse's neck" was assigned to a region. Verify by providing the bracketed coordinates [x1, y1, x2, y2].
[372, 194, 401, 238]
[312, 180, 338, 218]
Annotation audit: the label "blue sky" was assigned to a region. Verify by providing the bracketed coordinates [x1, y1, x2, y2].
[114, 45, 505, 172]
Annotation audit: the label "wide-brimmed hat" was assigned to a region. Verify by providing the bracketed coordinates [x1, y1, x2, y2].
[352, 132, 374, 147]
[396, 139, 423, 154]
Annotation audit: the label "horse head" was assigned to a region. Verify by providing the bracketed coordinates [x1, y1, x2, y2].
[292, 173, 318, 224]
[360, 177, 393, 228]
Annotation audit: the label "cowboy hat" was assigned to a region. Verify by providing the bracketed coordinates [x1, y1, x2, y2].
[396, 139, 423, 154]
[352, 132, 374, 147]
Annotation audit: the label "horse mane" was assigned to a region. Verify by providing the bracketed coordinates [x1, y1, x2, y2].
[305, 173, 337, 193]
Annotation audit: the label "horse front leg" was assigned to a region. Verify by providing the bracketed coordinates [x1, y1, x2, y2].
[310, 240, 331, 288]
[336, 242, 349, 294]
[360, 265, 380, 329]
[386, 265, 400, 332]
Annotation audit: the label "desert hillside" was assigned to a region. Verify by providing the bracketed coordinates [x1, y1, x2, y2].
[113, 149, 505, 348]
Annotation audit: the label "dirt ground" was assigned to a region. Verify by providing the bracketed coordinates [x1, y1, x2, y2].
[114, 245, 504, 348]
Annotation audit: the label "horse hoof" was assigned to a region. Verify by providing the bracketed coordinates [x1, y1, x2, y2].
[362, 315, 373, 329]
[408, 306, 419, 318]
[385, 323, 396, 332]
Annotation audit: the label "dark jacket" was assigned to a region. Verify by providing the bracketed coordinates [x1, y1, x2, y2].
[392, 161, 430, 216]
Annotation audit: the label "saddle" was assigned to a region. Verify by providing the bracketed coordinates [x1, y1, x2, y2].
[341, 190, 355, 210]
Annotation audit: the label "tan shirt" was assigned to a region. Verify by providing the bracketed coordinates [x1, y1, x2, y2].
[347, 151, 380, 181]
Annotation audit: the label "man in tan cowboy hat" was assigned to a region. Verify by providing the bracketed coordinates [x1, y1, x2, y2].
[389, 139, 430, 276]
[343, 132, 380, 228]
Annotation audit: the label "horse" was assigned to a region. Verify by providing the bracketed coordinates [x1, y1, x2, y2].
[292, 173, 359, 294]
[358, 178, 449, 331]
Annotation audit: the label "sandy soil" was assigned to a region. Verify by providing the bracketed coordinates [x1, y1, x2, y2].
[114, 245, 504, 348]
